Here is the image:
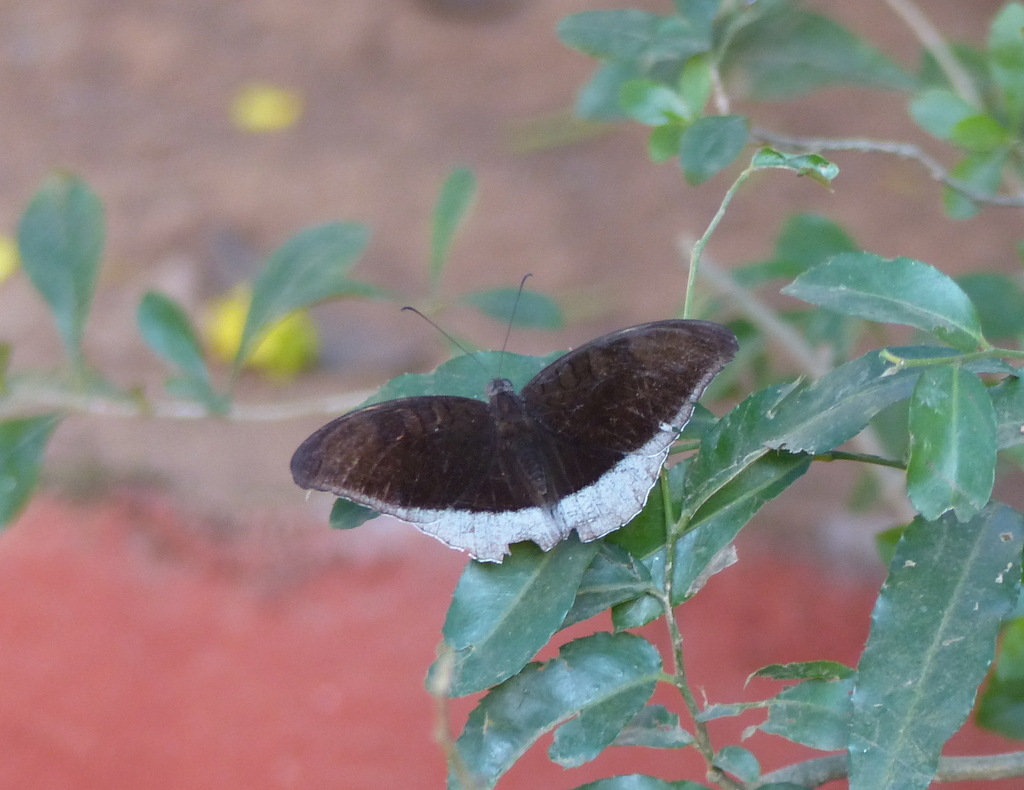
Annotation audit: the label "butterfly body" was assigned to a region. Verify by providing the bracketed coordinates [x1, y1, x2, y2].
[291, 319, 737, 562]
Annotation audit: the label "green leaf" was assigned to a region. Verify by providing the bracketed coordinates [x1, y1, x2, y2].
[908, 88, 976, 141]
[620, 80, 690, 125]
[781, 252, 986, 351]
[677, 53, 712, 118]
[362, 349, 561, 406]
[906, 365, 997, 521]
[944, 149, 1009, 220]
[649, 124, 686, 162]
[611, 590, 664, 632]
[461, 287, 563, 329]
[751, 661, 855, 683]
[676, 452, 810, 598]
[577, 62, 637, 120]
[561, 543, 653, 629]
[329, 497, 378, 530]
[949, 113, 1010, 152]
[989, 2, 1024, 128]
[611, 704, 694, 748]
[678, 402, 720, 441]
[720, 9, 915, 100]
[558, 10, 712, 70]
[760, 678, 853, 751]
[977, 617, 1024, 738]
[848, 505, 1024, 790]
[680, 384, 797, 518]
[713, 745, 760, 783]
[615, 452, 810, 631]
[0, 344, 9, 393]
[550, 682, 654, 768]
[433, 536, 599, 697]
[452, 632, 661, 789]
[767, 347, 1007, 455]
[958, 272, 1024, 340]
[606, 470, 676, 559]
[137, 292, 224, 412]
[673, 0, 719, 27]
[18, 173, 105, 367]
[573, 776, 708, 790]
[733, 213, 858, 286]
[991, 375, 1024, 449]
[875, 525, 905, 567]
[0, 414, 61, 528]
[696, 701, 760, 722]
[679, 115, 749, 185]
[431, 168, 477, 284]
[750, 148, 839, 186]
[236, 222, 371, 370]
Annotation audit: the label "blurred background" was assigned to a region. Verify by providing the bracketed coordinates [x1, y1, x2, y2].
[0, 1, 1020, 788]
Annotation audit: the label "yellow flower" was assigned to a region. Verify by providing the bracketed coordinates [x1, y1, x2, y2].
[206, 285, 319, 382]
[230, 83, 304, 132]
[0, 236, 19, 284]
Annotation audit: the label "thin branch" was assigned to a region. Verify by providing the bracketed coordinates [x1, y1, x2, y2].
[658, 474, 744, 790]
[682, 164, 757, 320]
[751, 129, 1024, 208]
[814, 450, 907, 470]
[0, 380, 374, 422]
[657, 584, 744, 790]
[426, 644, 478, 790]
[883, 0, 983, 108]
[755, 749, 1024, 788]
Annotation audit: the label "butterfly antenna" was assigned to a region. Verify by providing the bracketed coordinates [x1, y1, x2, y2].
[401, 306, 491, 375]
[496, 273, 532, 378]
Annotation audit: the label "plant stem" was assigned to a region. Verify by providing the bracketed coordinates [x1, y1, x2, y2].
[427, 644, 478, 790]
[751, 129, 1024, 207]
[681, 164, 757, 320]
[658, 589, 744, 790]
[813, 450, 907, 470]
[660, 505, 745, 790]
[0, 378, 375, 421]
[883, 0, 982, 108]
[755, 749, 1024, 788]
[880, 346, 1018, 370]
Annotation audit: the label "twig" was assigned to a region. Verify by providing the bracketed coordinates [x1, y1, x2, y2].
[657, 475, 744, 790]
[883, 0, 983, 108]
[814, 450, 906, 470]
[426, 644, 478, 790]
[751, 129, 1024, 207]
[755, 749, 1024, 788]
[0, 380, 375, 422]
[682, 164, 757, 320]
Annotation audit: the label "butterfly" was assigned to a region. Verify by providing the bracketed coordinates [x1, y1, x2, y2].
[291, 319, 737, 562]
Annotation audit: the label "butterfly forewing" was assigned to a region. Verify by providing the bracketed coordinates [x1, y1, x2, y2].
[520, 320, 739, 456]
[292, 396, 524, 511]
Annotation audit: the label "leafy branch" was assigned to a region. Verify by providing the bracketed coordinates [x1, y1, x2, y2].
[752, 128, 1024, 207]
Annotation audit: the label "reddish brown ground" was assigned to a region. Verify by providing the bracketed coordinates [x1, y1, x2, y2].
[0, 495, 1017, 790]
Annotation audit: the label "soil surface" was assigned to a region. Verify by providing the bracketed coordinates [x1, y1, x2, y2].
[0, 1, 1022, 788]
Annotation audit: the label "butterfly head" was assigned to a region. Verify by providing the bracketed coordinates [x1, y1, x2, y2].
[485, 377, 515, 400]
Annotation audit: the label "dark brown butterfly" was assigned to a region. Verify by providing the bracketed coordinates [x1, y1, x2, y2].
[291, 319, 737, 562]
